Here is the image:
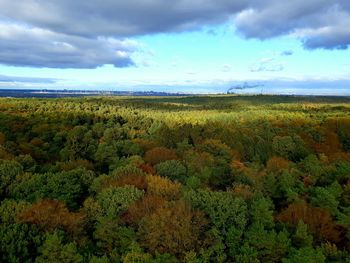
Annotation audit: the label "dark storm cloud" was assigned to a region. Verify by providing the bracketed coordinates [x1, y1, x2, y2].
[0, 0, 349, 68]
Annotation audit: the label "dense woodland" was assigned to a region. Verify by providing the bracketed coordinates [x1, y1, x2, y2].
[1, 95, 350, 263]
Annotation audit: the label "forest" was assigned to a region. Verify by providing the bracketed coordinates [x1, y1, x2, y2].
[1, 94, 350, 263]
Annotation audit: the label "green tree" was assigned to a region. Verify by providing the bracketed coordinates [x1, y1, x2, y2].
[60, 126, 97, 161]
[186, 189, 247, 234]
[249, 196, 275, 229]
[15, 154, 37, 173]
[155, 160, 187, 183]
[292, 221, 313, 248]
[0, 199, 29, 224]
[0, 160, 23, 199]
[96, 186, 144, 219]
[282, 247, 325, 263]
[273, 135, 309, 161]
[245, 224, 291, 262]
[93, 218, 136, 255]
[301, 154, 324, 181]
[35, 231, 83, 263]
[89, 255, 110, 263]
[10, 168, 94, 209]
[309, 182, 342, 215]
[0, 223, 42, 263]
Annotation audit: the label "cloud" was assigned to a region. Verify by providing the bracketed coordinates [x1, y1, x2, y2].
[186, 70, 197, 75]
[0, 0, 350, 69]
[235, 1, 350, 50]
[250, 58, 284, 72]
[221, 64, 233, 72]
[0, 74, 57, 83]
[280, 50, 294, 56]
[0, 1, 247, 37]
[234, 78, 350, 95]
[0, 23, 137, 68]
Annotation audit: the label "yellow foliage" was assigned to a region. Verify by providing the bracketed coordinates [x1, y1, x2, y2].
[266, 156, 290, 172]
[146, 175, 182, 200]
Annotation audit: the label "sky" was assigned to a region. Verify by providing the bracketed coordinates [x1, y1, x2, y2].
[0, 0, 350, 95]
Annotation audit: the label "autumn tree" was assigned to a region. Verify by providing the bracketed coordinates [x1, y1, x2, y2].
[277, 201, 343, 244]
[146, 175, 182, 201]
[101, 173, 147, 191]
[122, 194, 166, 226]
[144, 147, 177, 165]
[266, 156, 290, 173]
[0, 131, 6, 145]
[17, 199, 86, 237]
[138, 201, 207, 257]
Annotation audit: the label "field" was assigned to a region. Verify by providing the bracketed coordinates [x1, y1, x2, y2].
[1, 95, 350, 262]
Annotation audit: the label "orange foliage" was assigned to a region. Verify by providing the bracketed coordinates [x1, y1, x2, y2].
[146, 175, 182, 201]
[122, 194, 166, 226]
[31, 124, 52, 134]
[138, 201, 207, 256]
[231, 149, 241, 161]
[0, 147, 13, 160]
[303, 176, 313, 188]
[17, 199, 86, 236]
[139, 163, 156, 175]
[184, 149, 215, 171]
[230, 183, 253, 199]
[230, 160, 245, 172]
[102, 173, 147, 190]
[313, 131, 343, 160]
[0, 132, 5, 145]
[266, 156, 290, 172]
[328, 152, 350, 162]
[277, 202, 343, 244]
[30, 138, 44, 147]
[133, 138, 159, 152]
[144, 147, 177, 165]
[18, 142, 32, 154]
[60, 159, 94, 171]
[11, 123, 25, 133]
